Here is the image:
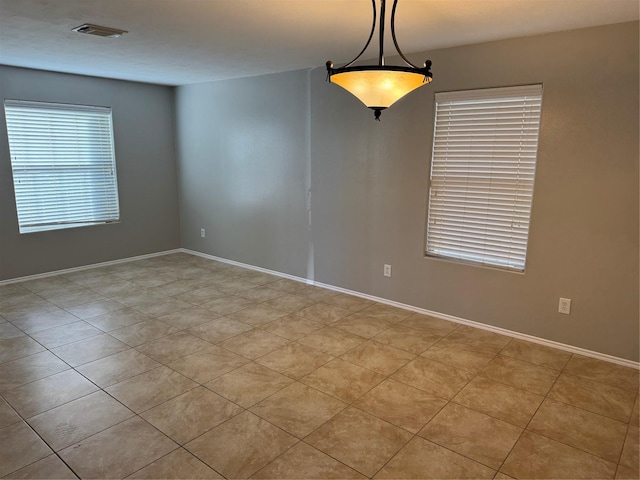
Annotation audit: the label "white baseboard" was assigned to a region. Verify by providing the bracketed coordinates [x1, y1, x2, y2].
[2, 246, 637, 370]
[311, 279, 640, 369]
[184, 249, 315, 285]
[0, 249, 183, 286]
[184, 248, 640, 370]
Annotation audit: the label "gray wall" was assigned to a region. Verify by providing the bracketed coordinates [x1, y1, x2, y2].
[176, 70, 312, 278]
[0, 66, 180, 280]
[177, 21, 638, 361]
[311, 22, 639, 361]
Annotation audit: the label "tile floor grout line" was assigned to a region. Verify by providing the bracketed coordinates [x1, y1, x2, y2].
[119, 417, 193, 478]
[296, 404, 370, 478]
[154, 337, 343, 457]
[369, 397, 510, 479]
[295, 437, 371, 479]
[3, 253, 637, 479]
[298, 373, 382, 409]
[494, 351, 575, 476]
[182, 405, 300, 478]
[6, 379, 100, 422]
[246, 377, 406, 476]
[615, 420, 635, 470]
[362, 390, 454, 475]
[540, 388, 635, 425]
[179, 440, 231, 479]
[393, 334, 536, 476]
[389, 349, 503, 476]
[342, 344, 502, 477]
[0, 404, 64, 478]
[52, 450, 82, 480]
[35, 373, 139, 441]
[244, 439, 306, 478]
[368, 429, 418, 479]
[521, 373, 632, 469]
[5, 405, 106, 479]
[553, 368, 640, 397]
[0, 352, 72, 392]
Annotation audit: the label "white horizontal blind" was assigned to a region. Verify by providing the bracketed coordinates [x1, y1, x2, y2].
[4, 100, 120, 234]
[426, 85, 543, 271]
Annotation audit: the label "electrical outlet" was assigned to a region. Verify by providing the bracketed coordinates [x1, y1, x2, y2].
[383, 264, 392, 277]
[558, 297, 571, 315]
[200, 228, 205, 238]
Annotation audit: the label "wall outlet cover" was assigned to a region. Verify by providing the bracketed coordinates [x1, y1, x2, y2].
[558, 297, 571, 314]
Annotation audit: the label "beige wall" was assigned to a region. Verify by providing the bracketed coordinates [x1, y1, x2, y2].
[178, 22, 639, 361]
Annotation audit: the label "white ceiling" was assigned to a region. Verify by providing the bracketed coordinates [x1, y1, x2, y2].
[0, 0, 638, 86]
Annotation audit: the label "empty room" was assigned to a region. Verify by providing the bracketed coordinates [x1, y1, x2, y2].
[0, 0, 638, 478]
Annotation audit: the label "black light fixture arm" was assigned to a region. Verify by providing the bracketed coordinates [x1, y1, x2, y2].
[325, 0, 433, 120]
[326, 0, 431, 74]
[338, 0, 377, 70]
[391, 0, 426, 69]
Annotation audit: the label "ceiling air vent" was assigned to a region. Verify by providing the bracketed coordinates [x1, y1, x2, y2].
[72, 24, 127, 38]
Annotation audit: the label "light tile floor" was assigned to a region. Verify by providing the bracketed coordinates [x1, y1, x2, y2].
[0, 252, 638, 479]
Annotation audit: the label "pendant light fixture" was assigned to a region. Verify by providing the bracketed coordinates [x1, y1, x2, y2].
[326, 0, 432, 120]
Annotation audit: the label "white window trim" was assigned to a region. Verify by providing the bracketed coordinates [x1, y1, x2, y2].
[4, 99, 120, 234]
[425, 84, 543, 272]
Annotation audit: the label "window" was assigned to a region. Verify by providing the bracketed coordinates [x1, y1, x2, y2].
[425, 85, 543, 271]
[4, 100, 120, 234]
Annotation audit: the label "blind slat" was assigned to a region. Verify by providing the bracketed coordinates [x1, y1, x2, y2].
[4, 99, 120, 234]
[425, 85, 542, 271]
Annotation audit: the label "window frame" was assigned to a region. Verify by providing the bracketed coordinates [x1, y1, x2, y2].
[424, 84, 543, 272]
[4, 99, 121, 234]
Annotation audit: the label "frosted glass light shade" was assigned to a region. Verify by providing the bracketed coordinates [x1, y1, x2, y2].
[330, 68, 432, 109]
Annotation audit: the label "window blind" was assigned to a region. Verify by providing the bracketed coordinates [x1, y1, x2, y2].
[425, 85, 543, 271]
[4, 100, 120, 234]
